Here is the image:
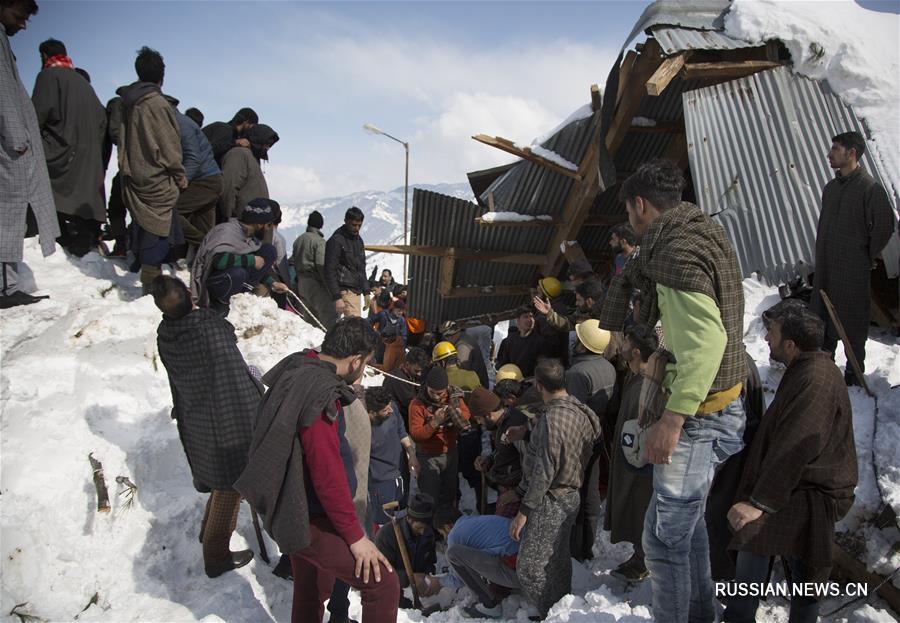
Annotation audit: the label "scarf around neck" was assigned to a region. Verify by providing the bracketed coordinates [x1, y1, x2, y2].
[43, 54, 74, 70]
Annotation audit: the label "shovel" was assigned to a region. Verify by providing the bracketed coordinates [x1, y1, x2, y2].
[383, 501, 443, 617]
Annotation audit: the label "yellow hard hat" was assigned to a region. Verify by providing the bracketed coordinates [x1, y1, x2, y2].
[432, 341, 458, 362]
[575, 319, 611, 355]
[495, 363, 524, 383]
[538, 277, 562, 299]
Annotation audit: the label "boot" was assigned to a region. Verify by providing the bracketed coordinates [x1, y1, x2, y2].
[140, 265, 162, 295]
[203, 490, 253, 578]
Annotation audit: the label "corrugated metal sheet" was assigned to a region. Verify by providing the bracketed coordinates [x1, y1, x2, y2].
[684, 66, 899, 283]
[407, 189, 535, 323]
[652, 26, 748, 55]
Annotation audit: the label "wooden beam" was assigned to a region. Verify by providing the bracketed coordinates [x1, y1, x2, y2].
[365, 244, 547, 265]
[439, 256, 455, 297]
[616, 50, 638, 107]
[441, 285, 532, 299]
[590, 83, 602, 112]
[606, 38, 663, 155]
[582, 214, 627, 227]
[682, 60, 785, 81]
[475, 217, 558, 228]
[646, 52, 686, 96]
[832, 542, 900, 614]
[472, 134, 583, 181]
[628, 121, 685, 134]
[487, 190, 496, 212]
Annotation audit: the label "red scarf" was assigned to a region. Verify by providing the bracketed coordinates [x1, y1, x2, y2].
[43, 54, 74, 70]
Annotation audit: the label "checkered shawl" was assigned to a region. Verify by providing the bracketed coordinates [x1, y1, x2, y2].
[157, 309, 263, 491]
[0, 32, 59, 262]
[640, 202, 746, 393]
[599, 247, 657, 331]
[729, 351, 857, 571]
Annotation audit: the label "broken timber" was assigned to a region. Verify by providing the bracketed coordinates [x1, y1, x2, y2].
[682, 60, 785, 80]
[646, 52, 686, 96]
[364, 245, 546, 265]
[88, 453, 110, 513]
[471, 135, 582, 181]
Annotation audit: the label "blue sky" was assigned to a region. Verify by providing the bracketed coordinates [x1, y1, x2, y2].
[11, 1, 897, 203]
[11, 0, 646, 202]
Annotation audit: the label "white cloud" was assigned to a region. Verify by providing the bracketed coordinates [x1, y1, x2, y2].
[263, 163, 326, 203]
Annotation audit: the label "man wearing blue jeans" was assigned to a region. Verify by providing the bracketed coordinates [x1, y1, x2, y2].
[620, 160, 747, 623]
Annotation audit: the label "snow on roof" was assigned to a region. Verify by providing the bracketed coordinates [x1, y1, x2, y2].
[479, 211, 554, 223]
[725, 0, 900, 202]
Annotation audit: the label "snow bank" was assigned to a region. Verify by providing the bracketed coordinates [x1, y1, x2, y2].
[725, 0, 900, 200]
[2, 241, 898, 622]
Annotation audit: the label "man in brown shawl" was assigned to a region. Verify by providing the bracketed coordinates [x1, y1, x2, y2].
[724, 300, 857, 623]
[809, 131, 896, 386]
[117, 46, 186, 291]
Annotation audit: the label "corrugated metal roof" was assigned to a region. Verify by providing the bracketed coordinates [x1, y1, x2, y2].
[684, 66, 899, 283]
[623, 0, 732, 52]
[407, 189, 535, 323]
[652, 26, 748, 55]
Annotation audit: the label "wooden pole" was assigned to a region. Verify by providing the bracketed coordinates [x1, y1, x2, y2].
[88, 453, 110, 513]
[819, 290, 873, 396]
[384, 501, 423, 610]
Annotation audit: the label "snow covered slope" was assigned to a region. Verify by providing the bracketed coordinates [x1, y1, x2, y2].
[1, 240, 898, 622]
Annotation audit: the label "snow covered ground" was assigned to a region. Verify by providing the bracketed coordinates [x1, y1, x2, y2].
[1, 240, 898, 622]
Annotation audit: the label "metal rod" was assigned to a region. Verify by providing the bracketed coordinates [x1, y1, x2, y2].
[403, 142, 409, 284]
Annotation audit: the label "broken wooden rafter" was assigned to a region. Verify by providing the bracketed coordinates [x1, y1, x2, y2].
[628, 121, 685, 134]
[364, 244, 546, 266]
[646, 52, 686, 96]
[682, 60, 785, 81]
[474, 216, 558, 227]
[590, 83, 602, 112]
[471, 134, 583, 181]
[439, 256, 455, 297]
[441, 285, 532, 299]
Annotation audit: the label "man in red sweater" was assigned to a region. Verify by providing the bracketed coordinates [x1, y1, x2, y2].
[408, 366, 472, 527]
[236, 317, 398, 623]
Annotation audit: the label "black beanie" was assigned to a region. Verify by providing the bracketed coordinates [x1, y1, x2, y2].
[239, 197, 276, 224]
[425, 366, 448, 390]
[308, 210, 324, 229]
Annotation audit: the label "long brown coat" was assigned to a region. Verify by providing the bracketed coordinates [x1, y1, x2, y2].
[810, 167, 896, 368]
[729, 351, 857, 573]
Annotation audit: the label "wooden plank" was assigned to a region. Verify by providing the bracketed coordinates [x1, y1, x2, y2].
[475, 217, 558, 228]
[628, 121, 685, 134]
[616, 50, 638, 107]
[583, 214, 627, 227]
[646, 52, 686, 96]
[439, 256, 455, 297]
[590, 83, 602, 112]
[832, 543, 900, 614]
[606, 38, 663, 155]
[472, 134, 583, 181]
[487, 190, 495, 212]
[682, 60, 785, 80]
[441, 285, 532, 299]
[364, 244, 547, 265]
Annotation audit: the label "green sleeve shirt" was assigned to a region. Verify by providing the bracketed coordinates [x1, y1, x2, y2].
[657, 284, 727, 416]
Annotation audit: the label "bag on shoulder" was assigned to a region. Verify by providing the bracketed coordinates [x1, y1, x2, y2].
[621, 350, 672, 469]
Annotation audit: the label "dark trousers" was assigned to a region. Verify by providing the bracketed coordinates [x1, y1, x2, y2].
[107, 172, 127, 243]
[176, 174, 222, 248]
[571, 445, 602, 562]
[823, 331, 867, 383]
[417, 447, 459, 526]
[723, 552, 826, 623]
[458, 430, 483, 505]
[206, 243, 276, 305]
[290, 515, 399, 623]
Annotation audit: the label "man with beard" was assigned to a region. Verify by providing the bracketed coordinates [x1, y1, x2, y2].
[724, 301, 857, 623]
[510, 358, 601, 619]
[409, 366, 472, 527]
[236, 317, 399, 623]
[325, 206, 370, 319]
[189, 197, 288, 312]
[151, 275, 261, 578]
[218, 123, 278, 222]
[609, 224, 637, 278]
[365, 386, 419, 531]
[117, 46, 187, 292]
[382, 346, 427, 429]
[0, 0, 61, 309]
[202, 107, 257, 165]
[809, 131, 895, 386]
[495, 307, 545, 378]
[31, 37, 107, 257]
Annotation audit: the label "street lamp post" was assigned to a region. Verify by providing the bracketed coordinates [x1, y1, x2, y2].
[364, 123, 409, 283]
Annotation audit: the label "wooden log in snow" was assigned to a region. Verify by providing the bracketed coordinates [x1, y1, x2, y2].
[88, 453, 110, 513]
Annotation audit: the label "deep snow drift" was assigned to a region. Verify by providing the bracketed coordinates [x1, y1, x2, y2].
[1, 239, 898, 623]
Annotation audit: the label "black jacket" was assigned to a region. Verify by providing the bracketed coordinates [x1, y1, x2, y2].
[202, 121, 237, 165]
[325, 224, 369, 299]
[496, 329, 546, 378]
[374, 514, 436, 588]
[384, 366, 420, 428]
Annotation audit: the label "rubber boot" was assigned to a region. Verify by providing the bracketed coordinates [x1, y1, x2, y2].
[203, 490, 253, 578]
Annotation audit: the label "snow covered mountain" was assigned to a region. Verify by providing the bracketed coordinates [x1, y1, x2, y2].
[278, 182, 474, 281]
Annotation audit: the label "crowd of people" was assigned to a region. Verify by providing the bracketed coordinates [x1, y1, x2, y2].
[2, 2, 897, 623]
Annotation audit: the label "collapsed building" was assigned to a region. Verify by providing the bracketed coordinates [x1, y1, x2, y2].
[367, 0, 899, 330]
